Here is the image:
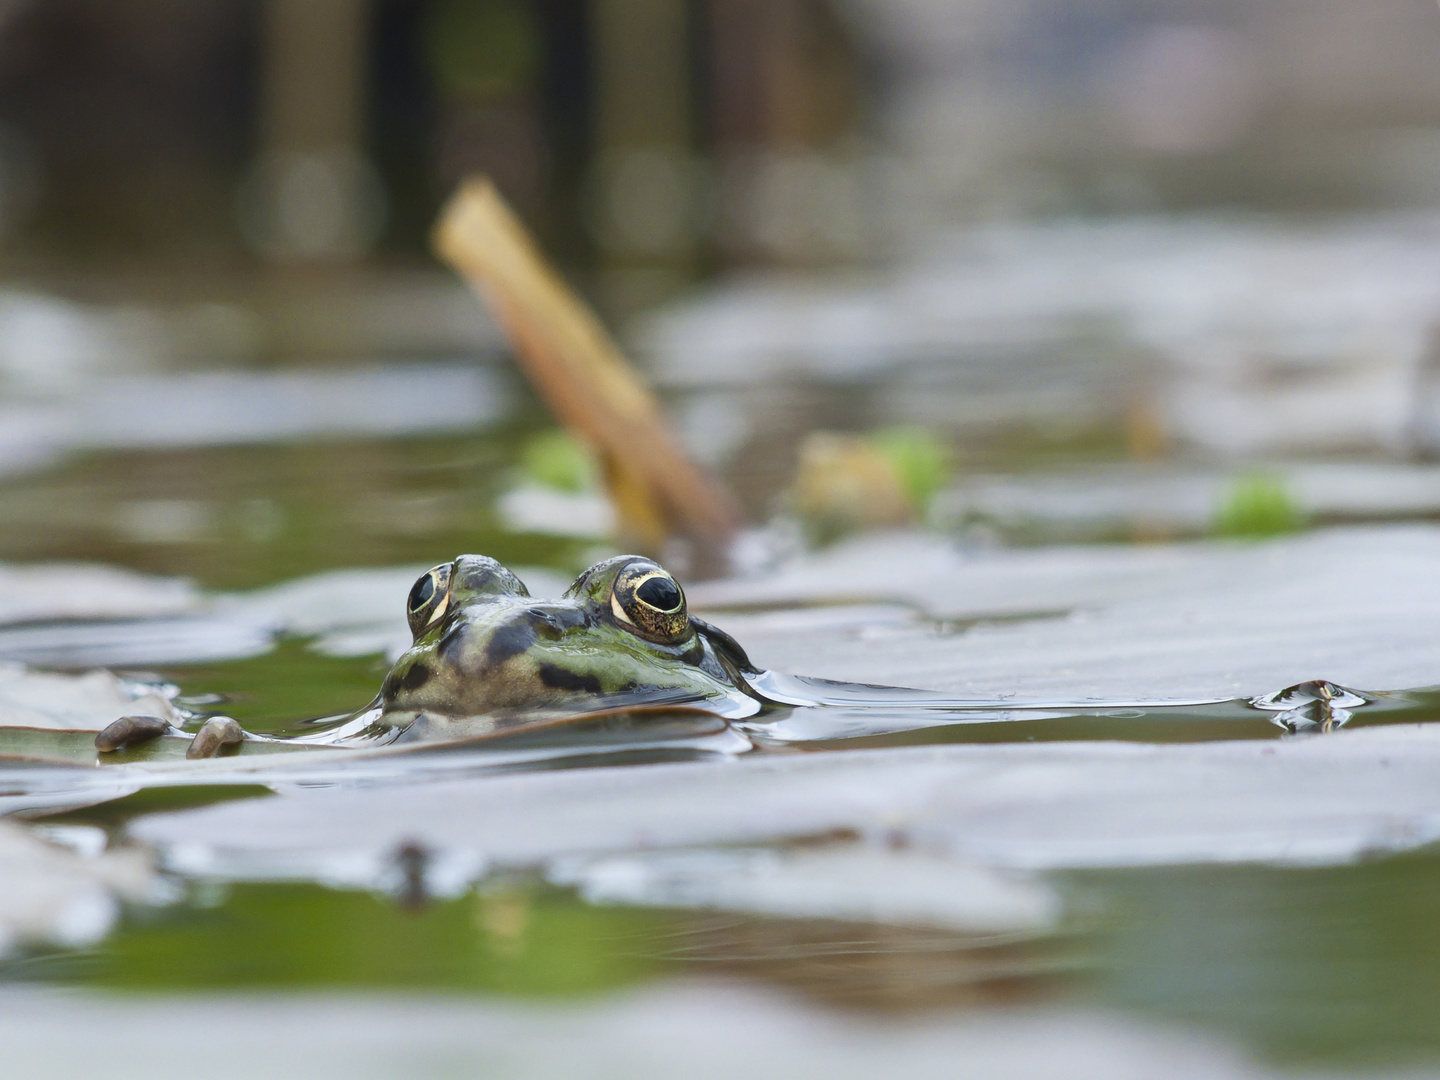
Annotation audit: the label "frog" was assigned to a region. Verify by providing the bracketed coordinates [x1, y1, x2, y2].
[96, 554, 762, 758]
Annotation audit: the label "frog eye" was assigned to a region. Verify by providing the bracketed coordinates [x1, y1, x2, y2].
[611, 562, 689, 644]
[407, 563, 453, 638]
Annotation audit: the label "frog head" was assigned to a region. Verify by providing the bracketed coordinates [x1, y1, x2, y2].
[376, 554, 758, 735]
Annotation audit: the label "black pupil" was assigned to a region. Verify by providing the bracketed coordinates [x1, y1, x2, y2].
[636, 576, 681, 611]
[409, 574, 435, 613]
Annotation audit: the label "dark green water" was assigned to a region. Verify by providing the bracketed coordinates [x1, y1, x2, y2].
[6, 856, 1440, 1070]
[1083, 852, 1440, 1067]
[0, 427, 590, 591]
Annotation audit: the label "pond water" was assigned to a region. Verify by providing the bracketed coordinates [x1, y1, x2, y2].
[4, 472, 1440, 1077]
[6, 253, 1440, 1076]
[10, 856, 1440, 1068]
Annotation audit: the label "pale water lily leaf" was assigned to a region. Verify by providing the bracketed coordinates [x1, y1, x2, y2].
[495, 484, 616, 538]
[0, 664, 178, 732]
[128, 724, 1440, 891]
[0, 821, 161, 955]
[935, 461, 1440, 539]
[694, 526, 1440, 699]
[0, 987, 1336, 1080]
[551, 846, 1059, 934]
[232, 565, 430, 638]
[0, 562, 200, 625]
[0, 615, 275, 668]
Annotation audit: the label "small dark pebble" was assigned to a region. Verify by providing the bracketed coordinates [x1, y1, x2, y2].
[186, 716, 245, 760]
[95, 714, 171, 752]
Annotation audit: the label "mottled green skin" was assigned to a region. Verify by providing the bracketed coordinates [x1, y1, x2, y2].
[375, 555, 757, 741]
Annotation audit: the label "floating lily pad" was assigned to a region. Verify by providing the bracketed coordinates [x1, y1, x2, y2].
[127, 723, 1440, 890]
[0, 820, 161, 955]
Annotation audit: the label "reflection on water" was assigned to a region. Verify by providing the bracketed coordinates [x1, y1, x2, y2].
[9, 879, 1077, 1014]
[1086, 850, 1440, 1067]
[13, 851, 1440, 1068]
[661, 916, 1083, 1013]
[13, 884, 675, 995]
[1249, 679, 1369, 734]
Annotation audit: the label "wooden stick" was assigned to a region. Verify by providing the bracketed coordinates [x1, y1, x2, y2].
[433, 178, 742, 570]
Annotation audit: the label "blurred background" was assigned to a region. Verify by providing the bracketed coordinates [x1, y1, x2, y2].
[2, 0, 1440, 586]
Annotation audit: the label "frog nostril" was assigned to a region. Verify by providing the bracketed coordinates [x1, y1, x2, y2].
[530, 610, 564, 640]
[531, 606, 588, 638]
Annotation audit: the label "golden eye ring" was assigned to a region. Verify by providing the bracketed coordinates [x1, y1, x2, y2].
[611, 563, 688, 644]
